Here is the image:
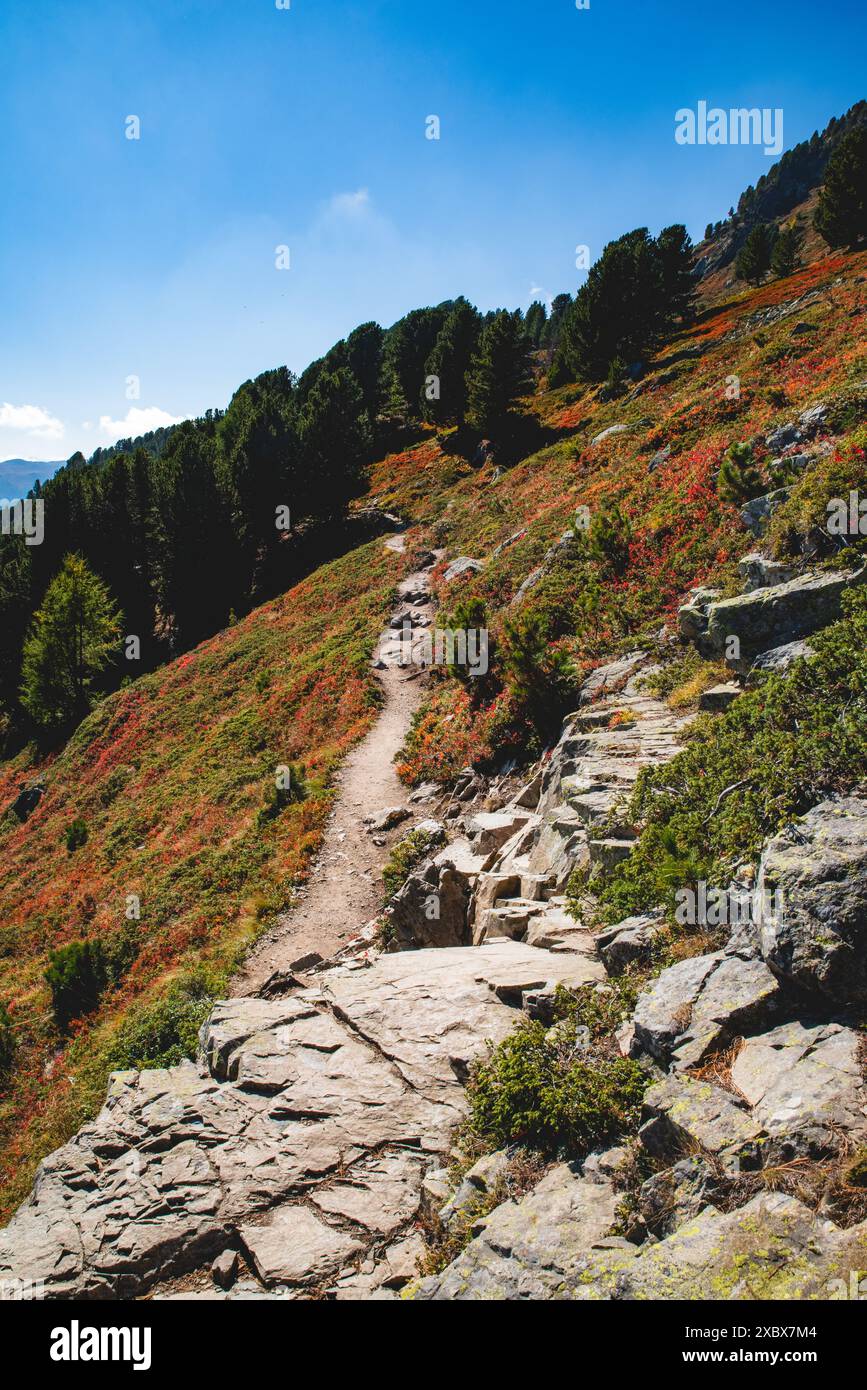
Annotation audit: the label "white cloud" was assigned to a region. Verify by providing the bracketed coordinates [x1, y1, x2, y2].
[96, 405, 184, 440]
[0, 402, 65, 440]
[528, 285, 554, 310]
[327, 188, 371, 219]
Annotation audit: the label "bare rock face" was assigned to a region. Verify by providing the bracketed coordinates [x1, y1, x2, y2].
[387, 838, 493, 949]
[631, 952, 780, 1069]
[730, 1021, 867, 1160]
[412, 1182, 867, 1302]
[688, 567, 865, 671]
[411, 1158, 623, 1301]
[0, 943, 601, 1300]
[755, 797, 867, 1007]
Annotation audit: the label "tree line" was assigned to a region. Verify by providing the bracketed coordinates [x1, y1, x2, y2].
[0, 297, 564, 738]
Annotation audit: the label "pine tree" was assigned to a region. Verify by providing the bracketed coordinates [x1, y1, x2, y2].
[524, 301, 547, 348]
[20, 553, 122, 727]
[717, 443, 764, 505]
[298, 367, 371, 517]
[735, 224, 775, 286]
[344, 322, 385, 431]
[465, 311, 534, 435]
[153, 427, 238, 645]
[381, 307, 449, 420]
[655, 224, 697, 328]
[770, 221, 805, 278]
[815, 125, 867, 249]
[421, 298, 482, 426]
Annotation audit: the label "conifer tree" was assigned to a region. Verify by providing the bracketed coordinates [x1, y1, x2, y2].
[815, 125, 867, 249]
[20, 553, 122, 727]
[465, 311, 534, 435]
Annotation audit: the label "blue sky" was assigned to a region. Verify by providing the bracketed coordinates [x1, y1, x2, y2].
[0, 0, 863, 470]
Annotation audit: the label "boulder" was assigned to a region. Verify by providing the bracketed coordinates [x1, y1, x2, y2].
[10, 781, 45, 823]
[701, 567, 866, 669]
[755, 797, 867, 1006]
[677, 589, 722, 642]
[411, 1160, 622, 1301]
[442, 557, 484, 583]
[578, 651, 648, 704]
[211, 1249, 239, 1290]
[647, 444, 671, 473]
[388, 859, 472, 949]
[639, 1075, 764, 1172]
[731, 1021, 867, 1159]
[632, 951, 780, 1068]
[638, 1156, 721, 1237]
[474, 899, 544, 944]
[698, 682, 740, 712]
[595, 915, 660, 975]
[749, 638, 814, 676]
[468, 810, 532, 856]
[740, 488, 790, 536]
[738, 552, 800, 592]
[591, 423, 635, 446]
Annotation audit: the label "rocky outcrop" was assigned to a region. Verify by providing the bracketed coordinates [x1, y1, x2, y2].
[412, 1157, 623, 1300]
[631, 951, 781, 1069]
[731, 1021, 867, 1160]
[748, 638, 814, 676]
[754, 797, 867, 1007]
[682, 567, 866, 670]
[740, 488, 790, 537]
[442, 557, 484, 583]
[414, 1187, 867, 1301]
[0, 942, 599, 1300]
[387, 837, 493, 949]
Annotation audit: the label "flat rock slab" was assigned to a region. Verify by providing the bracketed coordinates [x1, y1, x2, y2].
[241, 1205, 363, 1286]
[731, 1021, 867, 1158]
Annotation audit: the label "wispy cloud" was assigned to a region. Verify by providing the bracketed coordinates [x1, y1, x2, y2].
[327, 188, 371, 219]
[0, 402, 65, 440]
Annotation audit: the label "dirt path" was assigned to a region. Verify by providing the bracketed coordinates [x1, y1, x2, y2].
[232, 537, 438, 996]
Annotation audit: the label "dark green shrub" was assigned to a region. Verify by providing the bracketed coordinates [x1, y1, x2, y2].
[717, 442, 764, 505]
[383, 827, 440, 901]
[0, 1002, 15, 1080]
[257, 764, 307, 826]
[500, 610, 579, 741]
[106, 970, 217, 1070]
[468, 1009, 647, 1157]
[65, 818, 88, 853]
[585, 501, 633, 575]
[45, 938, 107, 1032]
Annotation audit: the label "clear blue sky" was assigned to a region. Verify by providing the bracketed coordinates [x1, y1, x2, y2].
[0, 0, 863, 468]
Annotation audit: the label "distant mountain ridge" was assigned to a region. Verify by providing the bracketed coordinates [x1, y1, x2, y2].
[0, 458, 64, 500]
